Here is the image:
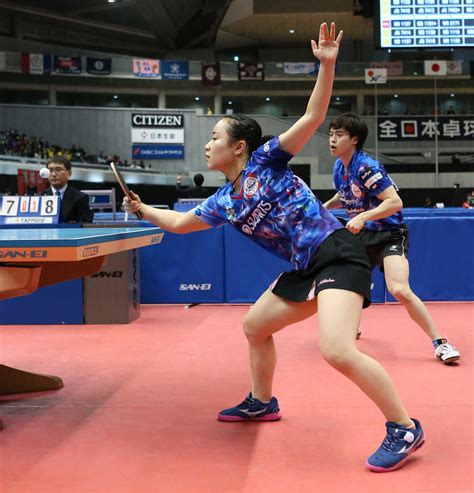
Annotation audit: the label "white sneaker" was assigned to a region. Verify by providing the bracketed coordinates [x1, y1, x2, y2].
[435, 341, 461, 364]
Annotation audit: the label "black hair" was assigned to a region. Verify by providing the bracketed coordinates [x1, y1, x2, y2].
[193, 173, 204, 186]
[261, 134, 276, 144]
[223, 114, 263, 156]
[47, 154, 71, 171]
[329, 112, 368, 151]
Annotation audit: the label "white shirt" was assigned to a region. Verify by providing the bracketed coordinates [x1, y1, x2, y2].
[51, 184, 67, 200]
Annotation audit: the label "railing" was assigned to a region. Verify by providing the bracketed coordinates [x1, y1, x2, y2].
[1, 52, 470, 80]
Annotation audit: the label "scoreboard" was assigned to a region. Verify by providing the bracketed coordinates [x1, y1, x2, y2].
[377, 0, 474, 48]
[0, 195, 60, 224]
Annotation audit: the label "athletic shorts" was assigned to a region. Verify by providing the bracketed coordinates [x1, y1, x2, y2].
[271, 228, 372, 308]
[357, 225, 409, 271]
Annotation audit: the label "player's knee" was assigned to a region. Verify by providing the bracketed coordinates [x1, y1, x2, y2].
[389, 283, 412, 302]
[320, 342, 355, 371]
[242, 313, 267, 344]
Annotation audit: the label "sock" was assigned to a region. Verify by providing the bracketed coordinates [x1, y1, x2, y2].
[432, 338, 447, 348]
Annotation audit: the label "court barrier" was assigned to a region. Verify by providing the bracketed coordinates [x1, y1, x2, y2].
[1, 210, 472, 324]
[139, 207, 473, 304]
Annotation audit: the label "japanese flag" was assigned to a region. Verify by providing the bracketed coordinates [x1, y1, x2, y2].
[424, 61, 447, 76]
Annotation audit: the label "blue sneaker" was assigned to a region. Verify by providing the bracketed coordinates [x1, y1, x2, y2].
[218, 393, 282, 422]
[366, 418, 425, 472]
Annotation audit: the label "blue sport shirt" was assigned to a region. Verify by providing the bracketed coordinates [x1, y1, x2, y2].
[194, 137, 343, 270]
[333, 150, 403, 231]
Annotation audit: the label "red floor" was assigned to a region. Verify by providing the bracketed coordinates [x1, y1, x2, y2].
[0, 303, 473, 493]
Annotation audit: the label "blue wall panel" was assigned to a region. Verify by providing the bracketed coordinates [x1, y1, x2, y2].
[0, 279, 84, 324]
[140, 227, 225, 303]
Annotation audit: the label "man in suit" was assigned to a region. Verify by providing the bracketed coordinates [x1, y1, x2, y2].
[43, 155, 94, 223]
[176, 173, 209, 199]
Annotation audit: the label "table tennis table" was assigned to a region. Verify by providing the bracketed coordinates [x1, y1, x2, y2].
[0, 227, 164, 428]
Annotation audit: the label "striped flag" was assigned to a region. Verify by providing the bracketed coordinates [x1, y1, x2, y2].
[21, 53, 51, 74]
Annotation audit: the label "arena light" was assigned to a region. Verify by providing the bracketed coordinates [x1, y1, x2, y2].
[289, 29, 295, 34]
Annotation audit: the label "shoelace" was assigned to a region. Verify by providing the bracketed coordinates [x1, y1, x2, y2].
[381, 429, 408, 452]
[238, 396, 256, 408]
[438, 343, 455, 353]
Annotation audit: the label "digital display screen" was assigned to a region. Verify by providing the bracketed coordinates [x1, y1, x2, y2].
[377, 0, 474, 48]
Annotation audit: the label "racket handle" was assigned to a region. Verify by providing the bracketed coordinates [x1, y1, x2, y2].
[135, 209, 144, 220]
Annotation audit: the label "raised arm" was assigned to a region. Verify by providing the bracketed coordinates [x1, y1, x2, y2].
[279, 22, 343, 156]
[123, 192, 211, 234]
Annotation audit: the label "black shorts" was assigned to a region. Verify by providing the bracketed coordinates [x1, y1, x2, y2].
[271, 228, 372, 308]
[357, 225, 409, 271]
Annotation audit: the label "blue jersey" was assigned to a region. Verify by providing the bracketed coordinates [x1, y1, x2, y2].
[194, 137, 342, 270]
[333, 150, 403, 231]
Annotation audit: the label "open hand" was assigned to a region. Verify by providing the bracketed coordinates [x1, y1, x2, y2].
[311, 22, 343, 65]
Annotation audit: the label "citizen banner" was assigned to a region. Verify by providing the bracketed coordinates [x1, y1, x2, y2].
[87, 57, 112, 75]
[238, 62, 265, 81]
[378, 116, 474, 141]
[54, 56, 82, 74]
[131, 113, 184, 128]
[201, 62, 221, 86]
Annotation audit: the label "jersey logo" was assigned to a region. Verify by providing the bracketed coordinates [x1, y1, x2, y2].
[243, 176, 259, 197]
[364, 172, 383, 189]
[351, 183, 363, 198]
[225, 207, 237, 222]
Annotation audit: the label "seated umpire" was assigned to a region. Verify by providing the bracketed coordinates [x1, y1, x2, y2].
[43, 155, 94, 223]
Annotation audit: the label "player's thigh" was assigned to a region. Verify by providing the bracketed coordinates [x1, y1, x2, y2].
[383, 254, 410, 290]
[317, 289, 363, 355]
[244, 288, 317, 339]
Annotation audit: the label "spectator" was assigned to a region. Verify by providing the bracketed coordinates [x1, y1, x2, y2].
[176, 172, 209, 199]
[463, 190, 474, 208]
[446, 105, 455, 115]
[43, 155, 94, 223]
[451, 154, 461, 167]
[423, 197, 433, 208]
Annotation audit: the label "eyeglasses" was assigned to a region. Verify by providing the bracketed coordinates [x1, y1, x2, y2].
[48, 166, 68, 174]
[329, 131, 350, 139]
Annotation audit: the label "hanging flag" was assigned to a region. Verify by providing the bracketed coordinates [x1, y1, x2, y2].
[21, 53, 52, 74]
[447, 60, 463, 75]
[201, 62, 221, 86]
[161, 61, 189, 80]
[133, 58, 160, 78]
[238, 62, 264, 81]
[54, 56, 82, 74]
[424, 60, 447, 76]
[87, 57, 112, 75]
[365, 68, 387, 84]
[369, 61, 403, 77]
[283, 62, 318, 75]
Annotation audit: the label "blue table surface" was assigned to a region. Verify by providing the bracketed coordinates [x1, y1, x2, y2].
[0, 227, 162, 247]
